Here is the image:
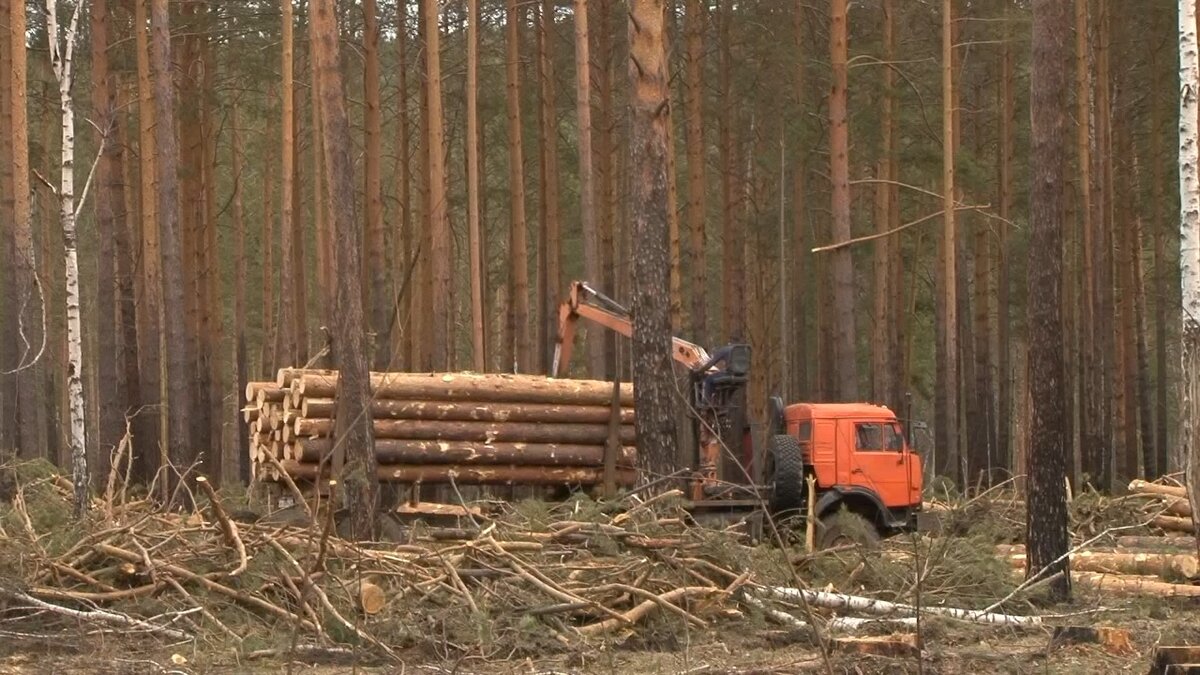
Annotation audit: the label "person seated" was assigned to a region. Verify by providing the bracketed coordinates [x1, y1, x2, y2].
[694, 339, 747, 405]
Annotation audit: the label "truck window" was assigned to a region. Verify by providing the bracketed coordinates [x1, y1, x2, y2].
[797, 421, 812, 442]
[884, 423, 905, 451]
[855, 423, 883, 450]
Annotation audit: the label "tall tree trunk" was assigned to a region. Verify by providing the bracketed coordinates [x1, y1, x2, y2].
[873, 0, 895, 408]
[11, 1, 47, 463]
[114, 83, 142, 486]
[364, 0, 389, 370]
[260, 96, 277, 377]
[1027, 0, 1072, 602]
[45, 0, 88, 516]
[791, 5, 810, 399]
[937, 0, 959, 480]
[718, 0, 742, 344]
[684, 0, 706, 343]
[1095, 0, 1116, 491]
[426, 0, 451, 371]
[467, 0, 485, 372]
[997, 0, 1014, 475]
[200, 24, 223, 483]
[1153, 41, 1172, 474]
[598, 0, 617, 376]
[629, 0, 677, 478]
[310, 0, 378, 540]
[574, 0, 604, 378]
[152, 0, 194, 497]
[1074, 0, 1101, 486]
[233, 102, 249, 485]
[506, 0, 531, 373]
[277, 0, 296, 368]
[538, 0, 561, 371]
[292, 37, 308, 367]
[133, 0, 163, 486]
[0, 0, 13, 455]
[395, 3, 412, 369]
[1177, 0, 1200, 538]
[92, 0, 122, 485]
[829, 0, 857, 402]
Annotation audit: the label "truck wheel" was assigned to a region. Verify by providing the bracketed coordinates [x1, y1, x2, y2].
[767, 434, 805, 516]
[817, 510, 881, 550]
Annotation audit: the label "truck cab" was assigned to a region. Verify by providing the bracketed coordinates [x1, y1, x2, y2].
[765, 402, 923, 543]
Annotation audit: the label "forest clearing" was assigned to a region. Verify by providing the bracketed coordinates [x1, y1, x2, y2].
[6, 0, 1200, 672]
[1, 457, 1200, 674]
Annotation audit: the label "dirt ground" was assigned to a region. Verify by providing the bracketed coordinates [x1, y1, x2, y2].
[2, 599, 1195, 675]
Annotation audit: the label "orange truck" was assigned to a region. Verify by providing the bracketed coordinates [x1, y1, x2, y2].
[554, 281, 925, 546]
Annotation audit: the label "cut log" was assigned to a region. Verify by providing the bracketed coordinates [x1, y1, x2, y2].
[276, 367, 337, 388]
[760, 587, 1041, 626]
[255, 387, 287, 406]
[244, 381, 275, 404]
[1165, 498, 1195, 518]
[293, 438, 637, 467]
[293, 417, 637, 445]
[295, 372, 634, 406]
[358, 579, 386, 615]
[1073, 571, 1200, 597]
[1008, 550, 1199, 580]
[1129, 479, 1189, 499]
[831, 634, 920, 658]
[277, 460, 638, 486]
[1116, 536, 1199, 550]
[1048, 626, 1134, 656]
[300, 397, 637, 424]
[1153, 647, 1200, 675]
[1153, 515, 1198, 534]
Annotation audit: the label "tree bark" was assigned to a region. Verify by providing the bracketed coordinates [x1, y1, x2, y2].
[233, 102, 249, 485]
[277, 0, 297, 368]
[92, 0, 123, 486]
[997, 0, 1014, 476]
[1178, 0, 1200, 541]
[829, 0, 857, 401]
[684, 0, 706, 342]
[1152, 39, 1171, 476]
[425, 0, 451, 372]
[467, 0, 485, 372]
[11, 0, 47, 463]
[45, 0, 88, 516]
[574, 0, 604, 378]
[364, 0, 390, 370]
[395, 3, 413, 369]
[539, 0, 562, 372]
[506, 0, 532, 373]
[0, 0, 12, 455]
[628, 0, 678, 478]
[310, 0, 378, 539]
[133, 0, 164, 486]
[938, 0, 959, 479]
[1026, 0, 1073, 601]
[260, 93, 277, 377]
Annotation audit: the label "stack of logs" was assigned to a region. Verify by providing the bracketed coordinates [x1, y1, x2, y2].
[243, 368, 639, 489]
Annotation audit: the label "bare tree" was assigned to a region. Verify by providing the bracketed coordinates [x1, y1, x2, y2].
[574, 0, 605, 378]
[1026, 0, 1072, 602]
[1179, 0, 1200, 540]
[310, 0, 378, 539]
[829, 0, 857, 401]
[364, 0, 390, 370]
[628, 0, 677, 476]
[45, 0, 88, 516]
[467, 0, 485, 371]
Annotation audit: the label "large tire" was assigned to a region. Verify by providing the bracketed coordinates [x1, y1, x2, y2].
[767, 434, 805, 516]
[817, 509, 881, 550]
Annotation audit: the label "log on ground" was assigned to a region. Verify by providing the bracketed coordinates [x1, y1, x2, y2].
[295, 372, 634, 406]
[278, 460, 638, 486]
[1129, 479, 1189, 499]
[300, 397, 636, 425]
[293, 438, 637, 467]
[293, 418, 636, 445]
[1007, 551, 1199, 580]
[1153, 515, 1198, 534]
[1116, 536, 1200, 551]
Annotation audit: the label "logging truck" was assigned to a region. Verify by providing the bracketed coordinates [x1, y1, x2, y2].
[554, 281, 924, 547]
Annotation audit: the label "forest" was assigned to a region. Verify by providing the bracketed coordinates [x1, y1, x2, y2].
[0, 0, 1184, 495]
[5, 0, 1200, 670]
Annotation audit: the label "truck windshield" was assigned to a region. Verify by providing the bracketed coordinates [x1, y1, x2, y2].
[856, 422, 905, 451]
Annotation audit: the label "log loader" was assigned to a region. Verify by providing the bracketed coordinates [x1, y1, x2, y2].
[553, 280, 925, 547]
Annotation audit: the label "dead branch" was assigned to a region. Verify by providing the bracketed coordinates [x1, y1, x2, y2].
[195, 476, 249, 576]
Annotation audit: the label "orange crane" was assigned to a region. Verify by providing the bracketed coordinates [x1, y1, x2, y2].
[552, 281, 751, 501]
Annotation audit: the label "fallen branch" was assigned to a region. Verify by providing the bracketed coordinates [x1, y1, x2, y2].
[196, 476, 249, 576]
[759, 586, 1041, 627]
[1, 589, 191, 641]
[577, 587, 720, 636]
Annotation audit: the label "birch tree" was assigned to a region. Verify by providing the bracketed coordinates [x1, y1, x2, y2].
[45, 0, 89, 517]
[1178, 0, 1200, 540]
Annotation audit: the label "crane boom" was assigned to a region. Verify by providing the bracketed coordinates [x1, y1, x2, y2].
[552, 281, 711, 377]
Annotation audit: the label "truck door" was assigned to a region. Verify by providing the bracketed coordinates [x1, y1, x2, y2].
[847, 421, 914, 508]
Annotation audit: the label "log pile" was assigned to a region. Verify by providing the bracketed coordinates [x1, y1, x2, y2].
[243, 369, 639, 489]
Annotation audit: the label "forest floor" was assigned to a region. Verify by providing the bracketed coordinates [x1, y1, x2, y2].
[0, 459, 1196, 674]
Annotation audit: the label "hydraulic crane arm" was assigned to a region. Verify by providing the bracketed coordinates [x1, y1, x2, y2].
[551, 281, 711, 378]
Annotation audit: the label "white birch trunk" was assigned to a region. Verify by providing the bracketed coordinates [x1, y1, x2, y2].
[1180, 0, 1200, 542]
[760, 586, 1042, 627]
[47, 1, 88, 518]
